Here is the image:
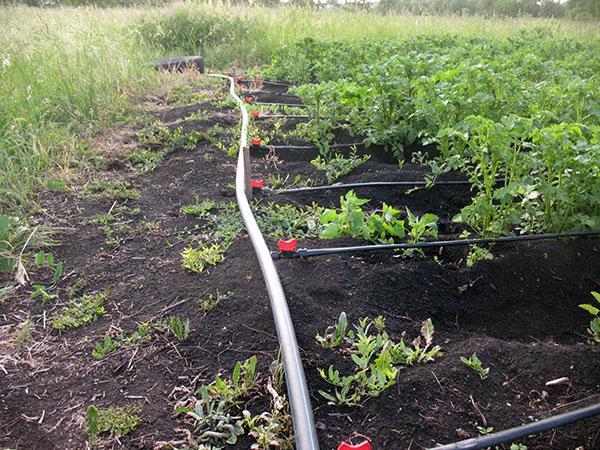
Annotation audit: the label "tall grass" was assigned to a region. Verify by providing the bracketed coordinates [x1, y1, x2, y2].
[134, 2, 600, 67]
[0, 2, 599, 216]
[0, 7, 160, 212]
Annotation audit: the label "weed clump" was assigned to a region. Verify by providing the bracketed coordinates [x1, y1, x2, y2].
[52, 290, 108, 331]
[83, 180, 140, 202]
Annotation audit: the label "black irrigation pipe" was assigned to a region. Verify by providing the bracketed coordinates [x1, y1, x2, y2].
[243, 90, 299, 98]
[270, 179, 477, 194]
[272, 230, 600, 259]
[256, 142, 364, 151]
[429, 402, 600, 450]
[253, 114, 311, 120]
[250, 101, 307, 108]
[239, 78, 296, 88]
[210, 74, 320, 450]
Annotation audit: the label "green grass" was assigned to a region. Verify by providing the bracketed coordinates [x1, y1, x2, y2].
[0, 2, 598, 219]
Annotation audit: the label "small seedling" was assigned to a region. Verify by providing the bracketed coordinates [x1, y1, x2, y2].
[14, 318, 33, 351]
[86, 405, 99, 449]
[460, 352, 490, 380]
[181, 244, 224, 272]
[579, 292, 600, 345]
[315, 311, 348, 349]
[168, 316, 190, 341]
[83, 180, 140, 202]
[91, 322, 153, 359]
[477, 426, 493, 435]
[92, 335, 119, 359]
[31, 284, 58, 303]
[199, 291, 234, 313]
[52, 290, 108, 331]
[181, 199, 217, 218]
[466, 245, 494, 267]
[87, 404, 141, 438]
[311, 148, 370, 184]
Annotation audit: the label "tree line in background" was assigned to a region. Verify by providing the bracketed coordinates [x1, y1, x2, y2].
[1, 0, 599, 20]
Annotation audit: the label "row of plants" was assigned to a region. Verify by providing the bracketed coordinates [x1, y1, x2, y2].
[263, 30, 600, 236]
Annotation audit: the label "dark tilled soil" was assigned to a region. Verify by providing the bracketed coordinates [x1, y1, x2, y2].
[0, 79, 598, 450]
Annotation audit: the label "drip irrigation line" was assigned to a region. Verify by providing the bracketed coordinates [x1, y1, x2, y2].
[270, 179, 476, 194]
[251, 101, 306, 108]
[254, 114, 310, 120]
[273, 230, 600, 259]
[429, 402, 600, 450]
[243, 90, 299, 98]
[258, 142, 364, 151]
[239, 79, 296, 88]
[210, 74, 320, 450]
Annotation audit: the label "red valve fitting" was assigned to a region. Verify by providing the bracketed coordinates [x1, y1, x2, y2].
[251, 138, 262, 147]
[337, 441, 371, 450]
[244, 96, 253, 103]
[251, 111, 260, 118]
[278, 239, 298, 253]
[251, 179, 265, 189]
[236, 76, 244, 82]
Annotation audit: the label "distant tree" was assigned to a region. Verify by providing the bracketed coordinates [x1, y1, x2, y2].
[566, 0, 600, 19]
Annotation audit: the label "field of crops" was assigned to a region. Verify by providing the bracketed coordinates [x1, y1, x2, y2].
[1, 4, 599, 450]
[262, 31, 599, 238]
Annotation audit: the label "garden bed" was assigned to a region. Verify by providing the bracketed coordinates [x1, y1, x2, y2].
[0, 77, 598, 450]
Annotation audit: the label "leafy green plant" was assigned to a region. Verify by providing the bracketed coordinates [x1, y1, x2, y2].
[168, 316, 191, 341]
[579, 292, 600, 345]
[181, 199, 217, 218]
[255, 202, 323, 239]
[199, 290, 234, 313]
[181, 244, 224, 272]
[87, 404, 141, 438]
[52, 290, 108, 331]
[320, 191, 438, 246]
[92, 335, 120, 359]
[243, 358, 293, 450]
[208, 356, 259, 404]
[317, 315, 442, 406]
[466, 245, 494, 267]
[14, 318, 34, 351]
[86, 405, 99, 450]
[92, 322, 153, 359]
[179, 387, 245, 447]
[460, 352, 490, 380]
[34, 251, 63, 284]
[83, 180, 140, 202]
[316, 311, 348, 349]
[180, 201, 243, 272]
[402, 208, 439, 257]
[31, 284, 58, 303]
[175, 356, 260, 447]
[311, 148, 370, 184]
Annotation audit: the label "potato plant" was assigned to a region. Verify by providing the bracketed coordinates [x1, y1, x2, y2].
[266, 31, 600, 237]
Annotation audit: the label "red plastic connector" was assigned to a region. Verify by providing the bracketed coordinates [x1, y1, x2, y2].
[251, 138, 262, 147]
[244, 96, 253, 103]
[251, 179, 265, 189]
[236, 76, 244, 82]
[337, 441, 371, 450]
[251, 111, 260, 118]
[278, 239, 298, 253]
